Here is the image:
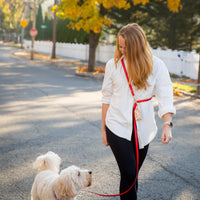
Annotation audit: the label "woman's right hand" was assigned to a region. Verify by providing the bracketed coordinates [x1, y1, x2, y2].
[102, 129, 109, 146]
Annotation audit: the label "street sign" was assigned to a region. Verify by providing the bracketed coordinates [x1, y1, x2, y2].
[41, 25, 47, 29]
[20, 19, 28, 28]
[30, 29, 38, 37]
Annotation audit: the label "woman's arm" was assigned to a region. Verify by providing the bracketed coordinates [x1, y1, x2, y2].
[102, 103, 110, 146]
[161, 112, 173, 144]
[101, 59, 114, 146]
[153, 58, 176, 144]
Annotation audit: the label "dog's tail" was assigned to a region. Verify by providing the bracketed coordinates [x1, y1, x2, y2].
[33, 151, 61, 173]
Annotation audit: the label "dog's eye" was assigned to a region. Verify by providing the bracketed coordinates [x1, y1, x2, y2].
[78, 171, 81, 176]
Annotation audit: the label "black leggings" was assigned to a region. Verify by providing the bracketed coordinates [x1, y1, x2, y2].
[106, 126, 149, 200]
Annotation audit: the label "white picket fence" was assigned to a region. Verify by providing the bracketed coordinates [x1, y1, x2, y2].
[24, 40, 199, 80]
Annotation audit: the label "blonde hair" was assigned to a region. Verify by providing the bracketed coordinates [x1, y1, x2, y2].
[114, 23, 153, 90]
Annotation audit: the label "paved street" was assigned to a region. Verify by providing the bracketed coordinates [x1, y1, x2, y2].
[0, 44, 200, 200]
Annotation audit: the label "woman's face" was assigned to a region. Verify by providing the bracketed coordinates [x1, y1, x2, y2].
[118, 35, 127, 59]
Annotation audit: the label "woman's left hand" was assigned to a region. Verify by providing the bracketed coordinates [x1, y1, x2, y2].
[161, 125, 172, 144]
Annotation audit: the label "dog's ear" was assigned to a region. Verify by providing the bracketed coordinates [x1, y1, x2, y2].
[33, 158, 47, 172]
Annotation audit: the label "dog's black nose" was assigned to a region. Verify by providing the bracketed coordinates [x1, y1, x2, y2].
[88, 171, 92, 174]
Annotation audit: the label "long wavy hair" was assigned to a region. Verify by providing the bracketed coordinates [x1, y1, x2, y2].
[114, 23, 153, 90]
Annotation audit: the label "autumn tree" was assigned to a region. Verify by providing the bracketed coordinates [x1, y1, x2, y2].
[0, 0, 46, 41]
[58, 0, 130, 72]
[57, 0, 181, 72]
[0, 0, 24, 38]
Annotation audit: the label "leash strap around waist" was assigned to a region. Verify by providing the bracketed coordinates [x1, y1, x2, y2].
[83, 59, 151, 197]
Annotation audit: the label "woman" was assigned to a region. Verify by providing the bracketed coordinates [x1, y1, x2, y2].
[101, 23, 176, 200]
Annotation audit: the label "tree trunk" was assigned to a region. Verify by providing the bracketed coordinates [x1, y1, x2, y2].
[51, 0, 57, 59]
[88, 31, 101, 72]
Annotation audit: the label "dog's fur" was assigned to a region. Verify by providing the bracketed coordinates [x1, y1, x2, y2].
[31, 151, 92, 200]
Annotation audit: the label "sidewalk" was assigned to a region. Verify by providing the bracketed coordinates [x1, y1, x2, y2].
[13, 50, 106, 79]
[13, 48, 200, 99]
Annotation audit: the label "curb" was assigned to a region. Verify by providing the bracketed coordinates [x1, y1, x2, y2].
[75, 70, 104, 79]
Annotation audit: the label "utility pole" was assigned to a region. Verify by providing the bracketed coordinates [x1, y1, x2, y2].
[31, 0, 37, 60]
[51, 0, 58, 59]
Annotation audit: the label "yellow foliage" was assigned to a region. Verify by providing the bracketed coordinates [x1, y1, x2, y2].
[0, 0, 5, 7]
[173, 88, 183, 96]
[0, 0, 24, 30]
[97, 0, 130, 9]
[58, 0, 181, 34]
[58, 0, 130, 33]
[133, 0, 150, 6]
[2, 2, 11, 14]
[167, 0, 182, 13]
[52, 5, 58, 13]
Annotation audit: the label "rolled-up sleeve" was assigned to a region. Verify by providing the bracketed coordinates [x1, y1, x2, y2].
[102, 60, 113, 104]
[154, 59, 176, 118]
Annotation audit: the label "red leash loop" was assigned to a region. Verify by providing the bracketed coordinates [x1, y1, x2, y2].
[83, 59, 151, 197]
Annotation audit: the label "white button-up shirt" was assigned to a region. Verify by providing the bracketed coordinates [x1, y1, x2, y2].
[102, 56, 176, 149]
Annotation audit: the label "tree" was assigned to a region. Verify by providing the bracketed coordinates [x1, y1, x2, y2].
[107, 0, 199, 51]
[141, 0, 200, 51]
[57, 0, 182, 72]
[36, 4, 44, 40]
[58, 0, 130, 72]
[51, 0, 58, 59]
[44, 15, 53, 40]
[0, 0, 24, 37]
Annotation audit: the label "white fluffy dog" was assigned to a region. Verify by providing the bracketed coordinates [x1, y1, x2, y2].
[31, 151, 92, 200]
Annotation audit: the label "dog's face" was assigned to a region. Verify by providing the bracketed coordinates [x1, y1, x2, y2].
[58, 165, 92, 198]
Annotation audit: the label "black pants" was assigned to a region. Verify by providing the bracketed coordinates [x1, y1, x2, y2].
[106, 126, 149, 200]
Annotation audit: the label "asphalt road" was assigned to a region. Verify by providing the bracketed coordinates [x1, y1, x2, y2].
[0, 44, 200, 200]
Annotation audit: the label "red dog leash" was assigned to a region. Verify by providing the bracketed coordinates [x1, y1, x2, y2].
[83, 59, 151, 197]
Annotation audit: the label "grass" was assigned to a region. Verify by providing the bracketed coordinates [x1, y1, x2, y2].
[172, 82, 197, 93]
